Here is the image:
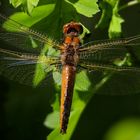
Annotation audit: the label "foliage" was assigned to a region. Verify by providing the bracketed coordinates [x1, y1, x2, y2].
[104, 118, 140, 140]
[1, 0, 140, 140]
[10, 0, 40, 14]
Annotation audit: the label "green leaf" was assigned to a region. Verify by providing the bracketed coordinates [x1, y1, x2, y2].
[95, 0, 113, 29]
[3, 4, 55, 31]
[96, 0, 123, 38]
[104, 118, 140, 140]
[65, 0, 100, 17]
[113, 53, 133, 67]
[33, 44, 58, 86]
[26, 0, 40, 14]
[44, 111, 60, 129]
[9, 0, 22, 7]
[53, 72, 62, 86]
[33, 0, 95, 40]
[7, 0, 99, 40]
[108, 0, 124, 38]
[10, 0, 40, 14]
[96, 0, 140, 38]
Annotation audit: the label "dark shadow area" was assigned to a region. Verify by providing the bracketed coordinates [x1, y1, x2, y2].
[0, 76, 55, 140]
[72, 94, 140, 140]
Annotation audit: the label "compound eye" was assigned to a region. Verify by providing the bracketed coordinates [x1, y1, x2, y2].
[63, 22, 83, 35]
[67, 27, 78, 34]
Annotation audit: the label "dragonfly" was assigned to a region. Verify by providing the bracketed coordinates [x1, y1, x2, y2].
[0, 14, 140, 134]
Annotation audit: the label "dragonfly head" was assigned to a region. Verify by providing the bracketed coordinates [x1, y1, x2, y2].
[63, 22, 83, 36]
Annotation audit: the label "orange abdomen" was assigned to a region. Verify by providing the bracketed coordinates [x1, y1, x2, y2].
[60, 65, 76, 134]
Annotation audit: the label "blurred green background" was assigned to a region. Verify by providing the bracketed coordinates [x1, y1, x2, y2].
[0, 0, 140, 140]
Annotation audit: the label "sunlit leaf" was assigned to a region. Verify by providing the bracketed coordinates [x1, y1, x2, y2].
[65, 0, 100, 17]
[104, 118, 140, 140]
[96, 0, 123, 38]
[10, 0, 40, 14]
[44, 111, 59, 129]
[108, 0, 124, 38]
[3, 4, 55, 31]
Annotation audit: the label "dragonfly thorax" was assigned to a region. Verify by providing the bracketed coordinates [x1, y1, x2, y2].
[61, 44, 79, 66]
[60, 22, 83, 66]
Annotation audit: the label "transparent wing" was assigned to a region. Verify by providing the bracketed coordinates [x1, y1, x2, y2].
[79, 35, 140, 52]
[78, 62, 140, 95]
[0, 48, 60, 86]
[79, 35, 140, 64]
[78, 35, 140, 95]
[86, 67, 140, 95]
[0, 14, 60, 52]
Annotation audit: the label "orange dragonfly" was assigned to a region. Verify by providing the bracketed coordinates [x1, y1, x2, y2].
[0, 14, 140, 134]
